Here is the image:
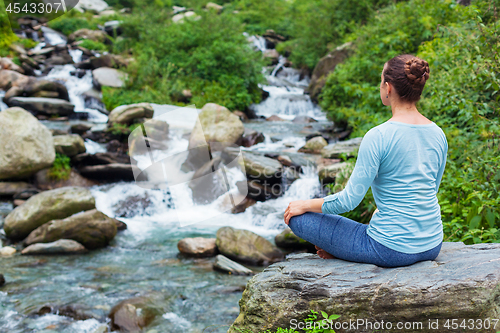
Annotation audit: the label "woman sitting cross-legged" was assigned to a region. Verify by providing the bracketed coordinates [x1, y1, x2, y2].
[284, 54, 448, 268]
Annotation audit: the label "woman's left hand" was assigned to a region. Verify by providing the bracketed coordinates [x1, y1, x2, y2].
[284, 200, 310, 225]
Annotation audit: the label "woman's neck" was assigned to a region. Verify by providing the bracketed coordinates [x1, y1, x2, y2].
[389, 100, 432, 124]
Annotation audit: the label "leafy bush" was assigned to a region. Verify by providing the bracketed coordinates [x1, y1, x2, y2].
[48, 11, 97, 36]
[78, 39, 109, 52]
[107, 4, 264, 111]
[320, 0, 500, 243]
[48, 153, 71, 181]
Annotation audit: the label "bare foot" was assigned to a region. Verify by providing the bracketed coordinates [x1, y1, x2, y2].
[315, 245, 336, 259]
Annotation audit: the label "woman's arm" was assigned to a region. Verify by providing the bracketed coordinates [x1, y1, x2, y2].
[284, 199, 324, 225]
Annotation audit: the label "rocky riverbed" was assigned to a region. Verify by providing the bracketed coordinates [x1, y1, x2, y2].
[0, 2, 360, 332]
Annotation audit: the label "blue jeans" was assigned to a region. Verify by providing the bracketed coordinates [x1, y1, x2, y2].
[288, 212, 442, 268]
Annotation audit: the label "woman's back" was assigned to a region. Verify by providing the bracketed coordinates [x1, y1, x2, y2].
[367, 121, 448, 253]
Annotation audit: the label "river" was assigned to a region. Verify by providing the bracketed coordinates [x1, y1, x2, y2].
[0, 30, 331, 332]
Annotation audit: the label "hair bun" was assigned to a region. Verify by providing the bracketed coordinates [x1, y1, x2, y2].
[404, 58, 430, 88]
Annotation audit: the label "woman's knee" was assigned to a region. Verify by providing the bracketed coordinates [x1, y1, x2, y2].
[288, 212, 311, 236]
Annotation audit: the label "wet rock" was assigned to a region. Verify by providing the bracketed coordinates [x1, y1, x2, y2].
[25, 209, 118, 250]
[239, 128, 265, 147]
[262, 29, 286, 49]
[34, 168, 97, 191]
[318, 161, 350, 184]
[306, 42, 354, 102]
[9, 43, 27, 55]
[71, 123, 93, 135]
[72, 152, 131, 167]
[92, 67, 128, 89]
[109, 294, 171, 333]
[0, 107, 55, 180]
[237, 180, 282, 202]
[292, 115, 317, 123]
[266, 115, 286, 122]
[53, 134, 86, 157]
[0, 274, 4, 286]
[298, 136, 328, 154]
[7, 97, 75, 116]
[241, 152, 282, 183]
[0, 182, 36, 198]
[4, 187, 96, 240]
[70, 69, 87, 78]
[216, 226, 284, 266]
[115, 220, 127, 231]
[0, 246, 16, 256]
[231, 197, 256, 214]
[103, 20, 123, 36]
[188, 157, 227, 204]
[187, 103, 244, 169]
[21, 239, 87, 255]
[90, 54, 129, 69]
[13, 199, 26, 207]
[263, 49, 280, 65]
[274, 228, 315, 251]
[233, 110, 248, 122]
[68, 28, 111, 44]
[78, 164, 139, 182]
[108, 102, 154, 125]
[321, 137, 362, 159]
[0, 69, 30, 91]
[0, 57, 25, 73]
[213, 254, 253, 275]
[177, 237, 218, 257]
[229, 243, 500, 333]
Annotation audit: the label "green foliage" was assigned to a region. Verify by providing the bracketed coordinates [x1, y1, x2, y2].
[48, 153, 71, 181]
[0, 0, 18, 57]
[234, 310, 340, 333]
[48, 10, 98, 36]
[107, 5, 264, 111]
[78, 39, 109, 52]
[106, 122, 140, 136]
[320, 0, 500, 243]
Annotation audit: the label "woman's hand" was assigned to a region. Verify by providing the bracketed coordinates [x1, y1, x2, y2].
[284, 200, 309, 225]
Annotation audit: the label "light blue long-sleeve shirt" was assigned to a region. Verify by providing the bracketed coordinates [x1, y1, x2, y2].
[322, 120, 448, 254]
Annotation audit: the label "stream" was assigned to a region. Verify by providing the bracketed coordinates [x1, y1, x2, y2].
[0, 29, 331, 333]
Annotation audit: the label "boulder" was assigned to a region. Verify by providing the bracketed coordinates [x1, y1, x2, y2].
[92, 67, 128, 89]
[90, 54, 129, 69]
[214, 254, 253, 275]
[216, 226, 284, 266]
[306, 42, 354, 102]
[0, 107, 55, 180]
[108, 103, 154, 125]
[262, 29, 286, 49]
[229, 242, 500, 333]
[292, 115, 317, 123]
[236, 180, 282, 202]
[177, 237, 218, 257]
[274, 228, 315, 251]
[4, 187, 96, 240]
[298, 136, 328, 154]
[0, 182, 36, 197]
[186, 103, 244, 169]
[188, 157, 227, 204]
[0, 70, 29, 90]
[0, 274, 4, 286]
[78, 164, 140, 182]
[34, 168, 97, 191]
[25, 209, 118, 250]
[231, 197, 256, 214]
[21, 239, 87, 255]
[53, 134, 86, 157]
[68, 29, 110, 44]
[7, 97, 75, 116]
[109, 294, 172, 333]
[263, 49, 280, 65]
[72, 152, 131, 166]
[266, 115, 286, 122]
[321, 137, 363, 159]
[239, 128, 265, 147]
[0, 57, 25, 73]
[241, 152, 282, 183]
[318, 161, 350, 185]
[0, 246, 16, 256]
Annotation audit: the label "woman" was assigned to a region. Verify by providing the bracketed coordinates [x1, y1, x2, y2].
[284, 54, 448, 268]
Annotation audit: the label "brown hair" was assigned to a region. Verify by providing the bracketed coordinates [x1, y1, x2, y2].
[383, 54, 430, 102]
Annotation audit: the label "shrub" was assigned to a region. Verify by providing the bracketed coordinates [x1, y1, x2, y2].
[48, 153, 71, 181]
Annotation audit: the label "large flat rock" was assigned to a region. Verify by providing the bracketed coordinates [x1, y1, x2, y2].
[7, 97, 75, 116]
[229, 242, 500, 333]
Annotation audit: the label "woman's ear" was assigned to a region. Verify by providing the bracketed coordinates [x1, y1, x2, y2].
[385, 82, 391, 95]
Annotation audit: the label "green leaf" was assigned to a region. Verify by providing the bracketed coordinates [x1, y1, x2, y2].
[469, 215, 482, 229]
[485, 209, 496, 228]
[321, 311, 328, 319]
